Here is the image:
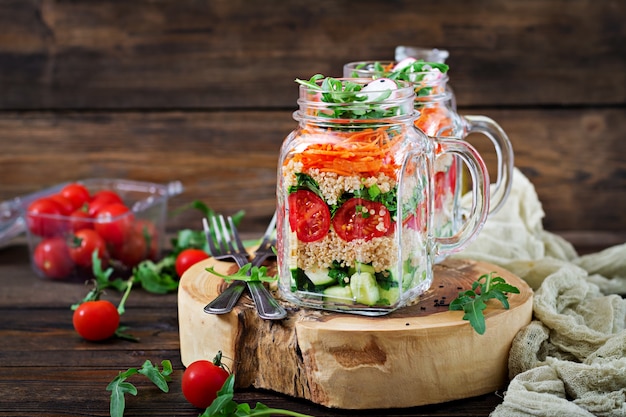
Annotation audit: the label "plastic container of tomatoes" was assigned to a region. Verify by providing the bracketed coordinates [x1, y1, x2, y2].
[3, 179, 183, 280]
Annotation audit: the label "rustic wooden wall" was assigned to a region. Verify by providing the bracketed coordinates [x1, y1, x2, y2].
[1, 0, 624, 241]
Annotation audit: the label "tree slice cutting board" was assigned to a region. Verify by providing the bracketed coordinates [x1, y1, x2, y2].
[178, 257, 533, 409]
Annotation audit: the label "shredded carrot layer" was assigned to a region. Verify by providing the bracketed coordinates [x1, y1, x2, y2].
[288, 126, 403, 178]
[415, 106, 453, 139]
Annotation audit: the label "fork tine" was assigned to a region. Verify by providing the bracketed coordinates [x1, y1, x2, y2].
[203, 217, 219, 256]
[218, 214, 238, 256]
[227, 216, 247, 253]
[212, 215, 230, 255]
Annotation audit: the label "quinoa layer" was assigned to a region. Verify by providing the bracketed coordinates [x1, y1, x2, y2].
[283, 158, 399, 272]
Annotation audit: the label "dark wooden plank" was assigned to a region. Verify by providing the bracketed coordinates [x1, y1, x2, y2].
[0, 366, 504, 416]
[0, 0, 623, 109]
[1, 108, 624, 233]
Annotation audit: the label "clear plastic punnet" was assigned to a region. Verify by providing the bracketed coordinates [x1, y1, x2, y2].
[1, 178, 182, 280]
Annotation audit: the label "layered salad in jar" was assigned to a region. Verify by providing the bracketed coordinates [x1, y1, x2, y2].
[345, 59, 461, 238]
[277, 76, 432, 315]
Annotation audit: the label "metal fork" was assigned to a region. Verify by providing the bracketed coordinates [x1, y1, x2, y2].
[203, 213, 286, 320]
[202, 213, 276, 314]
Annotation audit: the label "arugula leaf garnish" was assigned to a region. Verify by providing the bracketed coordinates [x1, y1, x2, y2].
[449, 272, 520, 335]
[206, 263, 277, 284]
[294, 75, 403, 120]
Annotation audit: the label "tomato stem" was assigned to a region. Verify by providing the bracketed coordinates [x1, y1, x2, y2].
[117, 278, 134, 315]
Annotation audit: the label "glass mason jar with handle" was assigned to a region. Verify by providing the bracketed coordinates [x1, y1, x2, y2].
[344, 60, 514, 247]
[276, 76, 491, 315]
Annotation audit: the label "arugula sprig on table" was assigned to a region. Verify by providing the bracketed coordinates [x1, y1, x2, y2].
[200, 374, 312, 417]
[106, 362, 311, 417]
[449, 272, 520, 335]
[106, 360, 173, 417]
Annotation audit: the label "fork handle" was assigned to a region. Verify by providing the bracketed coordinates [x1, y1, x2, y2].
[247, 281, 287, 320]
[203, 281, 246, 314]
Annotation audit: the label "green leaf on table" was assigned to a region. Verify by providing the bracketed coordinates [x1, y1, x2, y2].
[449, 272, 520, 335]
[107, 360, 173, 417]
[132, 258, 178, 294]
[200, 373, 314, 417]
[137, 359, 172, 392]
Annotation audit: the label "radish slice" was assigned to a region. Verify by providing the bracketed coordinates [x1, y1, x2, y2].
[357, 78, 399, 101]
[393, 57, 417, 71]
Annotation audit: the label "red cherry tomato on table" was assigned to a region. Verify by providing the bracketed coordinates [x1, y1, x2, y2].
[33, 237, 74, 279]
[72, 300, 120, 341]
[287, 190, 331, 243]
[332, 198, 392, 242]
[182, 356, 230, 409]
[60, 183, 91, 210]
[94, 203, 134, 246]
[175, 248, 210, 277]
[69, 229, 108, 268]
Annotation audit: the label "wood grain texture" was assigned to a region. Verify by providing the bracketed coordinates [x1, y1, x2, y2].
[1, 107, 623, 233]
[178, 256, 533, 409]
[0, 0, 623, 109]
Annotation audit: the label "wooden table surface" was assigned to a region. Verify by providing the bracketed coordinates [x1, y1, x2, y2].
[1, 238, 506, 417]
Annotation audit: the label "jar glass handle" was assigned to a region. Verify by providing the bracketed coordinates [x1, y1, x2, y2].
[433, 138, 490, 257]
[463, 115, 514, 215]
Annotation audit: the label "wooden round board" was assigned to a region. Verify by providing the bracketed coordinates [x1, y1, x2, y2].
[178, 256, 533, 409]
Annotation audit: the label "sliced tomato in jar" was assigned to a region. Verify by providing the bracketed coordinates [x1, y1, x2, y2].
[332, 198, 392, 242]
[288, 190, 330, 243]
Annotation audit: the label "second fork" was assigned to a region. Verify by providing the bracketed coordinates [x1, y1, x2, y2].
[203, 213, 286, 320]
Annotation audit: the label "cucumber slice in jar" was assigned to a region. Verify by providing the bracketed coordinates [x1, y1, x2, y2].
[305, 268, 336, 286]
[349, 272, 380, 306]
[378, 285, 400, 306]
[323, 285, 354, 303]
[348, 261, 376, 275]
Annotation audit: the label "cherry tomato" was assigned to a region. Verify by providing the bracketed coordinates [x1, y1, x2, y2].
[287, 190, 331, 243]
[332, 198, 392, 242]
[26, 198, 65, 237]
[112, 220, 158, 267]
[48, 194, 75, 216]
[133, 219, 159, 259]
[88, 190, 124, 217]
[69, 208, 94, 232]
[94, 203, 134, 246]
[434, 160, 457, 210]
[69, 229, 108, 268]
[33, 237, 74, 279]
[182, 356, 229, 409]
[175, 249, 210, 277]
[72, 300, 120, 341]
[60, 183, 91, 210]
